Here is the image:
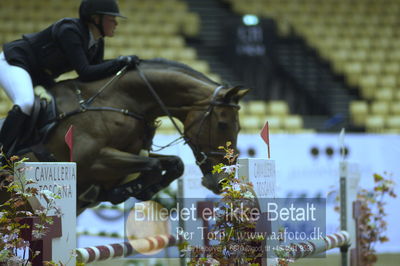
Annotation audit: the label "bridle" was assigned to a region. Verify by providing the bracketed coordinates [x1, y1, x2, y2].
[182, 86, 241, 166]
[135, 65, 240, 166]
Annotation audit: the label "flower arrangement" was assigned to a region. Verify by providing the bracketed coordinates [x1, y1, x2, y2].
[356, 172, 397, 266]
[0, 154, 61, 265]
[187, 142, 264, 266]
[330, 171, 397, 266]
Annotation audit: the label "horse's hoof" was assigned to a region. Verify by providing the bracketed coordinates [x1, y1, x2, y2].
[134, 187, 159, 201]
[134, 192, 153, 201]
[106, 189, 129, 205]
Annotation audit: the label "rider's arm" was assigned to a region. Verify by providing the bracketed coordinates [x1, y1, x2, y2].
[56, 27, 124, 81]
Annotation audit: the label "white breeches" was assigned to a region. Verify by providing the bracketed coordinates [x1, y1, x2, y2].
[0, 52, 34, 115]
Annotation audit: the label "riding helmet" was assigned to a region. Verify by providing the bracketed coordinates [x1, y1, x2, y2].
[79, 0, 126, 21]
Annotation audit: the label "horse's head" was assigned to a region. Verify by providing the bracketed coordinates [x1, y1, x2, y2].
[183, 85, 249, 194]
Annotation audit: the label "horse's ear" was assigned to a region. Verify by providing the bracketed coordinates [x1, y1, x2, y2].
[235, 87, 251, 101]
[222, 86, 251, 103]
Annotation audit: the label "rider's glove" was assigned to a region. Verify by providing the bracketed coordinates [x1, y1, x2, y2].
[118, 55, 140, 68]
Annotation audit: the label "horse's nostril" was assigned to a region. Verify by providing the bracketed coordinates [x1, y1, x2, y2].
[217, 182, 223, 193]
[201, 173, 226, 195]
[201, 176, 209, 189]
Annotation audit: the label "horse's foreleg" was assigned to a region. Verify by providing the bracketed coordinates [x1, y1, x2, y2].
[134, 154, 184, 200]
[91, 147, 161, 181]
[88, 147, 164, 204]
[149, 154, 184, 186]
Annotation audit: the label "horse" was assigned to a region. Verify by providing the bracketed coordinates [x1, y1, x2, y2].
[1, 58, 249, 215]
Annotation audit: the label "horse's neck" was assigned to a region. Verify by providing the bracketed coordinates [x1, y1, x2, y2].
[121, 69, 216, 120]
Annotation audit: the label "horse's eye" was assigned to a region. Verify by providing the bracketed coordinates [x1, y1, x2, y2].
[218, 121, 228, 130]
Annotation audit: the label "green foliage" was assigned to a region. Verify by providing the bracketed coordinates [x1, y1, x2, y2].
[0, 153, 60, 265]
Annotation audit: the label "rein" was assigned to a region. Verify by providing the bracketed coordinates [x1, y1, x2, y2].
[136, 65, 215, 165]
[84, 65, 129, 106]
[136, 65, 187, 138]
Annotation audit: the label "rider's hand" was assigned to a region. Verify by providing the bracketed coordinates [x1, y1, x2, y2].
[118, 55, 140, 68]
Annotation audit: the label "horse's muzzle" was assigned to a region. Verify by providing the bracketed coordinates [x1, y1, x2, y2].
[201, 172, 227, 194]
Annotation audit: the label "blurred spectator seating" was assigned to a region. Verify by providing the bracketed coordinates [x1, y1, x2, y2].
[223, 0, 400, 133]
[239, 100, 309, 133]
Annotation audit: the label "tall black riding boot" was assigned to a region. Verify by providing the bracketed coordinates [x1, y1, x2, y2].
[0, 105, 29, 157]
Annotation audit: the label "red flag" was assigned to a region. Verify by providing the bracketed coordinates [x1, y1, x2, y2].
[64, 125, 74, 162]
[260, 121, 270, 159]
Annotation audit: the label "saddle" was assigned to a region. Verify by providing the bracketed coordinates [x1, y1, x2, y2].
[0, 94, 59, 161]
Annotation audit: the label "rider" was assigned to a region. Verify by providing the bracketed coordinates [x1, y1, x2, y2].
[0, 0, 139, 156]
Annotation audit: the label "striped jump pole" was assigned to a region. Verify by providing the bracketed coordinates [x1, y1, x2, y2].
[276, 231, 350, 261]
[76, 234, 181, 263]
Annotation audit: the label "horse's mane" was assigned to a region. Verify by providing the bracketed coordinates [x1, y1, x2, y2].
[141, 58, 219, 86]
[55, 58, 221, 89]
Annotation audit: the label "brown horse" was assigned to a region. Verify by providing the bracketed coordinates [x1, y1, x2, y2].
[3, 58, 249, 214]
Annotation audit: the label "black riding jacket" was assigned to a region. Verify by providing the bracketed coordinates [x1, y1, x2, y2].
[3, 18, 124, 87]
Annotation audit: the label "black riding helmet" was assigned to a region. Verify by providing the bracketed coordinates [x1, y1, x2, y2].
[79, 0, 126, 36]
